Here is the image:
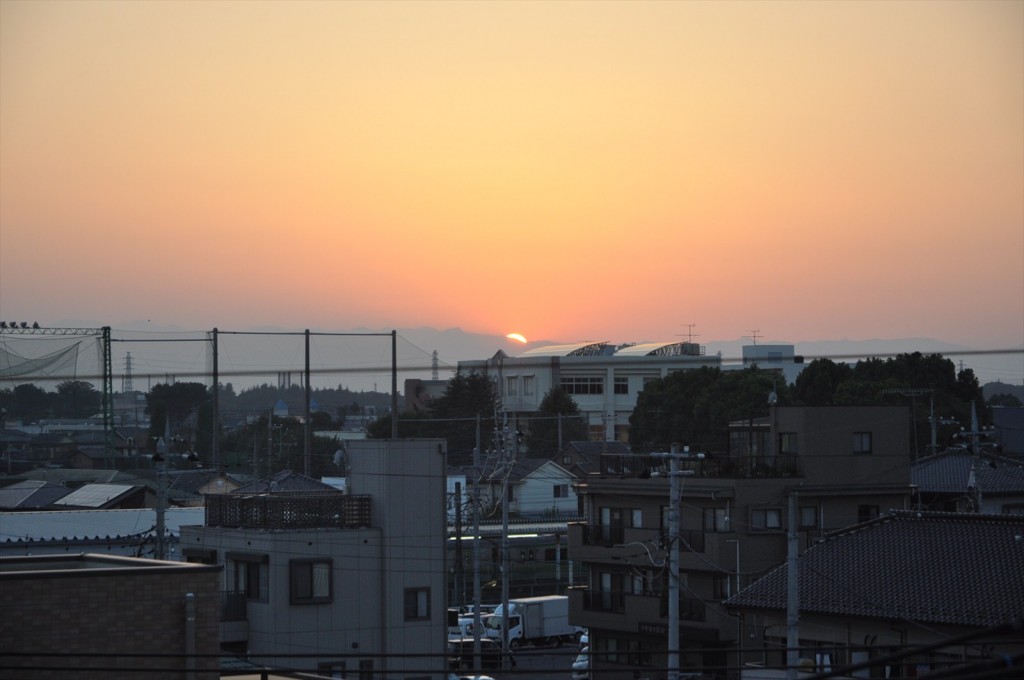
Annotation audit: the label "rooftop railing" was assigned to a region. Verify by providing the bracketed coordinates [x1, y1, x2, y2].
[205, 493, 372, 530]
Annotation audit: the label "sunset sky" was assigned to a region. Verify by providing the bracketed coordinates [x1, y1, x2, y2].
[2, 1, 1022, 358]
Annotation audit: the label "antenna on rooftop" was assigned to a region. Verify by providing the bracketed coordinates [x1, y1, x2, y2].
[747, 329, 761, 345]
[679, 324, 698, 343]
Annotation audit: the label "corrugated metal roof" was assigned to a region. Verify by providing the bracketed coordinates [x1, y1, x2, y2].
[518, 342, 610, 358]
[613, 342, 696, 357]
[0, 507, 205, 543]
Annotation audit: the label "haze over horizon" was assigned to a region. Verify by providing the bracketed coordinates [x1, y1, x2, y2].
[2, 2, 1022, 380]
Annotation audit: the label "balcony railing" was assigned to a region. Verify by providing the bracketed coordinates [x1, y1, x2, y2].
[581, 588, 627, 613]
[578, 586, 707, 622]
[221, 591, 247, 622]
[582, 524, 705, 552]
[205, 493, 372, 530]
[598, 453, 802, 479]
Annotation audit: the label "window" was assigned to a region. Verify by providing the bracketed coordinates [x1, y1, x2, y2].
[505, 376, 518, 397]
[553, 484, 569, 498]
[751, 508, 783, 530]
[779, 433, 798, 455]
[404, 587, 430, 620]
[522, 375, 535, 397]
[858, 505, 879, 523]
[359, 659, 373, 680]
[290, 558, 332, 604]
[703, 508, 731, 532]
[853, 431, 873, 454]
[613, 376, 628, 395]
[800, 506, 819, 529]
[227, 552, 268, 601]
[561, 376, 604, 395]
[317, 661, 346, 679]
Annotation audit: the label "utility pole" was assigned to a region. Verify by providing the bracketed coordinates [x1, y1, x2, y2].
[472, 415, 482, 666]
[786, 492, 799, 680]
[651, 445, 700, 680]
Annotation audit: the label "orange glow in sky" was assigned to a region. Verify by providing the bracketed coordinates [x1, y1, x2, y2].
[1, 1, 1021, 352]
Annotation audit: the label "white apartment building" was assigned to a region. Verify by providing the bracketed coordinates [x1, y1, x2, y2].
[180, 439, 448, 679]
[458, 341, 721, 444]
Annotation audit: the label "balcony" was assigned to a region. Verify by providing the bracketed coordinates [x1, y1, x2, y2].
[597, 453, 802, 479]
[569, 523, 705, 565]
[220, 591, 248, 643]
[568, 586, 708, 634]
[205, 493, 372, 530]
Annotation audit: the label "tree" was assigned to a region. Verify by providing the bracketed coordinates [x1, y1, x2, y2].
[988, 393, 1023, 408]
[523, 387, 588, 456]
[793, 359, 852, 405]
[146, 382, 210, 447]
[5, 384, 50, 421]
[629, 366, 787, 453]
[367, 371, 500, 466]
[54, 380, 102, 418]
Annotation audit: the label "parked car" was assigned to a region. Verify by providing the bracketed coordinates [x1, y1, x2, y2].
[572, 646, 590, 680]
[447, 637, 516, 671]
[577, 630, 589, 650]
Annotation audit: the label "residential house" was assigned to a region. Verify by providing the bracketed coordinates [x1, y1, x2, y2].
[0, 552, 220, 680]
[912, 449, 1024, 514]
[567, 405, 915, 680]
[725, 511, 1024, 679]
[179, 439, 448, 678]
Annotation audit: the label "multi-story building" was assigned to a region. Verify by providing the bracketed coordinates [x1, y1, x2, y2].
[567, 405, 914, 680]
[458, 341, 720, 444]
[180, 439, 448, 679]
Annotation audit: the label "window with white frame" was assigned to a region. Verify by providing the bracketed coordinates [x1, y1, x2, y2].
[522, 375, 535, 397]
[561, 376, 604, 395]
[505, 376, 518, 397]
[613, 376, 628, 395]
[553, 484, 569, 498]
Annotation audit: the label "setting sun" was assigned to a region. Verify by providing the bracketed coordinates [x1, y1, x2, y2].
[506, 333, 528, 344]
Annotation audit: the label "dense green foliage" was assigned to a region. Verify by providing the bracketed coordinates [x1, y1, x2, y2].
[522, 386, 589, 456]
[629, 366, 788, 453]
[367, 371, 499, 467]
[628, 353, 989, 456]
[0, 381, 102, 421]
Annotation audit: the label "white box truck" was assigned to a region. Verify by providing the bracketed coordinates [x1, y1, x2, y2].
[483, 595, 577, 650]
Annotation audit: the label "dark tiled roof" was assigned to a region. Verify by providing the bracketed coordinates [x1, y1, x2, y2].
[726, 511, 1024, 627]
[565, 441, 631, 456]
[912, 451, 1024, 494]
[232, 469, 340, 494]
